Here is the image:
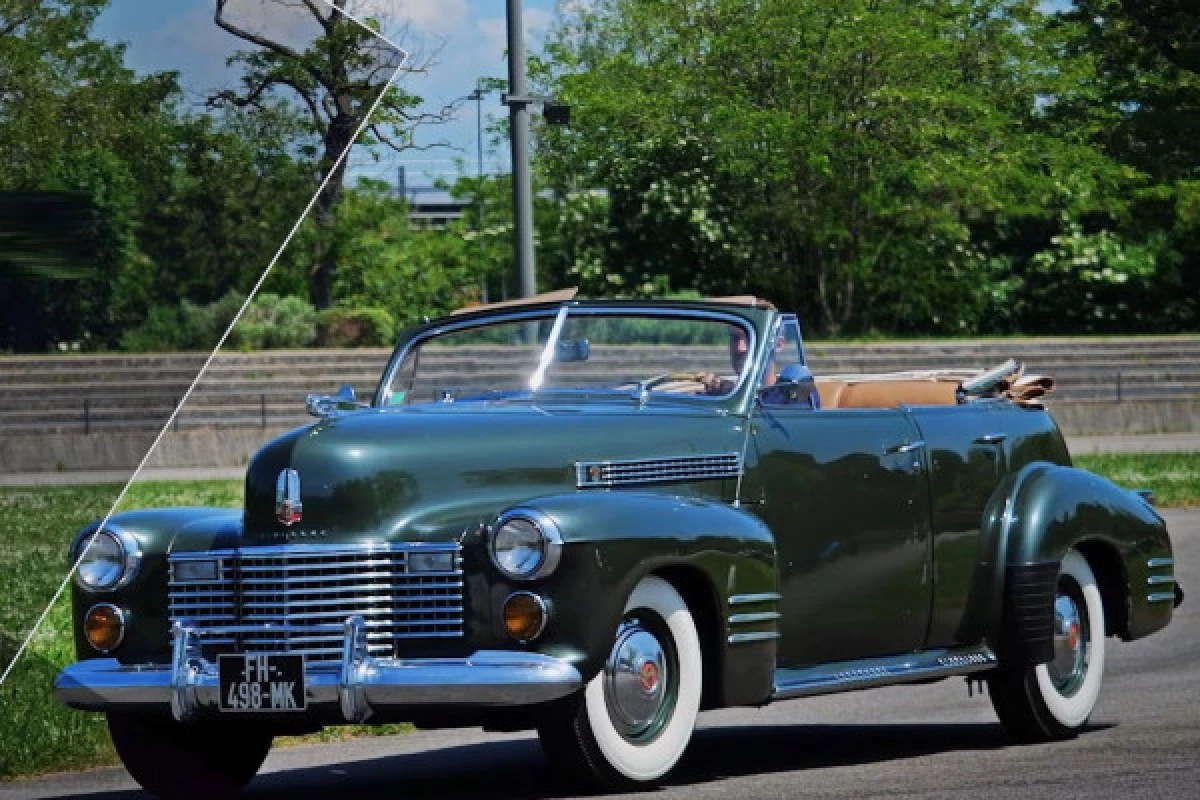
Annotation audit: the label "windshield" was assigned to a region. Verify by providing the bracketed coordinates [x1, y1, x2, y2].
[380, 309, 754, 406]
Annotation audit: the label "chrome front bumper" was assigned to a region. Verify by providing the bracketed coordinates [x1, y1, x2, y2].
[54, 617, 582, 722]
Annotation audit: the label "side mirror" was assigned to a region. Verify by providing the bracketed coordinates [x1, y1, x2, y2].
[305, 383, 368, 418]
[762, 364, 820, 408]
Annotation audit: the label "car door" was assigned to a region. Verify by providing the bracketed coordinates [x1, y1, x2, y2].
[743, 320, 934, 667]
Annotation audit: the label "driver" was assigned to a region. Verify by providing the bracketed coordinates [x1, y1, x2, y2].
[700, 325, 777, 395]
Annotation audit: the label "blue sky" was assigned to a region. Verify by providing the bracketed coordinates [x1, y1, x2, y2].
[93, 1, 562, 188]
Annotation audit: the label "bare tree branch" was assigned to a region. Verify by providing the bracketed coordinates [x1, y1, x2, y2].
[298, 0, 331, 28]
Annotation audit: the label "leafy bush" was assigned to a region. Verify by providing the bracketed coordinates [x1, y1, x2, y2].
[230, 293, 316, 350]
[118, 290, 246, 351]
[119, 291, 318, 351]
[316, 307, 396, 347]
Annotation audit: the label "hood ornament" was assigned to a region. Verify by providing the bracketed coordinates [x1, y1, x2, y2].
[275, 469, 302, 526]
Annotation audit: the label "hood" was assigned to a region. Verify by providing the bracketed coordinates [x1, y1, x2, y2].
[243, 404, 744, 545]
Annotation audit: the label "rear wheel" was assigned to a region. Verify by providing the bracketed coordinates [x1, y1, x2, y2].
[988, 549, 1106, 742]
[537, 575, 702, 788]
[106, 713, 272, 799]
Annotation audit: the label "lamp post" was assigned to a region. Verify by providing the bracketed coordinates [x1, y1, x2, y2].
[468, 82, 488, 303]
[505, 0, 536, 299]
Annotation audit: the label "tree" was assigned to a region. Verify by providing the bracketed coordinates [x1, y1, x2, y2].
[533, 0, 1136, 336]
[328, 179, 486, 325]
[210, 0, 454, 309]
[0, 0, 171, 350]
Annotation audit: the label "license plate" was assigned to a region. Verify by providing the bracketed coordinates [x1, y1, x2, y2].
[218, 654, 306, 712]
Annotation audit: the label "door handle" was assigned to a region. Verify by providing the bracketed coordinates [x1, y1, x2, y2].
[974, 433, 1007, 445]
[883, 440, 925, 455]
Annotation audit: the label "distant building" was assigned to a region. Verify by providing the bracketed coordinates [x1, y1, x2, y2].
[395, 167, 470, 229]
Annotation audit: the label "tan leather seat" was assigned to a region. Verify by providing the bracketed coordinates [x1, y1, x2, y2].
[814, 379, 848, 409]
[816, 378, 959, 409]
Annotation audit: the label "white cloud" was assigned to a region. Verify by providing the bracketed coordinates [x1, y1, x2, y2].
[350, 0, 470, 37]
[478, 7, 553, 57]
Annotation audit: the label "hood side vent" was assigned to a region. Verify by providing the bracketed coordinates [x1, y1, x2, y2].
[575, 453, 742, 488]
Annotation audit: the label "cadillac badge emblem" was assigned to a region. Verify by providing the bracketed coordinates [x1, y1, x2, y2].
[275, 469, 302, 526]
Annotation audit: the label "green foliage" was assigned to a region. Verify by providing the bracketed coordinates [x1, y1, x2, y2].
[316, 307, 396, 347]
[119, 290, 245, 352]
[232, 293, 317, 350]
[118, 291, 319, 352]
[533, 0, 1197, 336]
[328, 181, 487, 326]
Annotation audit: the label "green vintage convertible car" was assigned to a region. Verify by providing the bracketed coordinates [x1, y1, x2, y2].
[56, 295, 1181, 796]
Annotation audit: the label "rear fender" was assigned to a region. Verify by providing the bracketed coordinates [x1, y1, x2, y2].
[965, 463, 1173, 662]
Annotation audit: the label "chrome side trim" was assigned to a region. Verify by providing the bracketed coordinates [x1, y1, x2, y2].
[1147, 575, 1176, 586]
[1147, 557, 1175, 569]
[1147, 592, 1176, 604]
[728, 612, 782, 625]
[771, 646, 997, 701]
[575, 453, 742, 488]
[728, 631, 781, 644]
[728, 592, 782, 606]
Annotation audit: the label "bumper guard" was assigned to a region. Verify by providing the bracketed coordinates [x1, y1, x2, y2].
[53, 617, 582, 722]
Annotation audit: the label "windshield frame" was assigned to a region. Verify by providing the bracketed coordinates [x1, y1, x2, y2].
[374, 304, 761, 409]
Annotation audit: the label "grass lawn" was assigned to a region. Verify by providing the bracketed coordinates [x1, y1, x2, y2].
[0, 480, 407, 780]
[1, 452, 1196, 779]
[1075, 452, 1200, 509]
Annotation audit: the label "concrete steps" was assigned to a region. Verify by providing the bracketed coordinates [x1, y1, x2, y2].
[2, 337, 1198, 436]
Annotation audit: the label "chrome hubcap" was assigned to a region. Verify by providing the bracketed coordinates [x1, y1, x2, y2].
[1047, 579, 1090, 696]
[603, 617, 675, 742]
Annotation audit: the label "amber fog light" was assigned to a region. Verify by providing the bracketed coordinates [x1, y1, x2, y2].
[84, 603, 125, 653]
[503, 592, 547, 642]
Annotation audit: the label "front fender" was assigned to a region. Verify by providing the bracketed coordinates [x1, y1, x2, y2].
[69, 508, 241, 664]
[512, 492, 778, 707]
[966, 462, 1173, 658]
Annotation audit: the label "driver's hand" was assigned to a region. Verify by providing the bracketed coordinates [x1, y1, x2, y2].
[697, 371, 723, 395]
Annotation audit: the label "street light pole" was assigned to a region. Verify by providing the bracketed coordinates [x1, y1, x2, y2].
[470, 83, 487, 303]
[506, 0, 536, 299]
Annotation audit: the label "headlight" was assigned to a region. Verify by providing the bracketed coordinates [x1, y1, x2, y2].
[489, 509, 563, 580]
[73, 527, 142, 592]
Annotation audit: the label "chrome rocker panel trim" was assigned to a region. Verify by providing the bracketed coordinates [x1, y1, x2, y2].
[771, 645, 997, 701]
[54, 616, 582, 723]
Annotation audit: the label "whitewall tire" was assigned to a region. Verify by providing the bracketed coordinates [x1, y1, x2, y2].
[989, 548, 1107, 741]
[538, 575, 703, 787]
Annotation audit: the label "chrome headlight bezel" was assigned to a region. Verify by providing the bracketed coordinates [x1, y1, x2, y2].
[72, 526, 143, 592]
[489, 509, 563, 581]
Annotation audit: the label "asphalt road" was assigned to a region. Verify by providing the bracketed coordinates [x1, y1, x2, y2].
[6, 510, 1199, 800]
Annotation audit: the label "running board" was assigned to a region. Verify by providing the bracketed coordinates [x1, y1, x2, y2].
[771, 645, 997, 701]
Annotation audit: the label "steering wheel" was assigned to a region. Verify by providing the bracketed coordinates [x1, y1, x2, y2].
[635, 372, 710, 393]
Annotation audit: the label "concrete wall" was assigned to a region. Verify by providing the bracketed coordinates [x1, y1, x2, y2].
[0, 427, 296, 473]
[2, 400, 1196, 473]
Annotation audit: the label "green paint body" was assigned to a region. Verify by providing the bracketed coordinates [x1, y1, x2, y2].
[67, 300, 1177, 711]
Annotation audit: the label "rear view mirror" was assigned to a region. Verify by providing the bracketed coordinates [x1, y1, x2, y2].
[555, 339, 590, 363]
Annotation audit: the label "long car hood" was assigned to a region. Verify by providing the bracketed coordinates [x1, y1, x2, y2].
[243, 404, 743, 545]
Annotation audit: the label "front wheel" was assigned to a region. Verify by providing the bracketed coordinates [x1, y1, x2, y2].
[106, 713, 273, 799]
[988, 549, 1107, 742]
[537, 575, 703, 788]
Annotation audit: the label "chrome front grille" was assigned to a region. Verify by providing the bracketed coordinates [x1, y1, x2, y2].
[168, 543, 463, 662]
[575, 453, 742, 488]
